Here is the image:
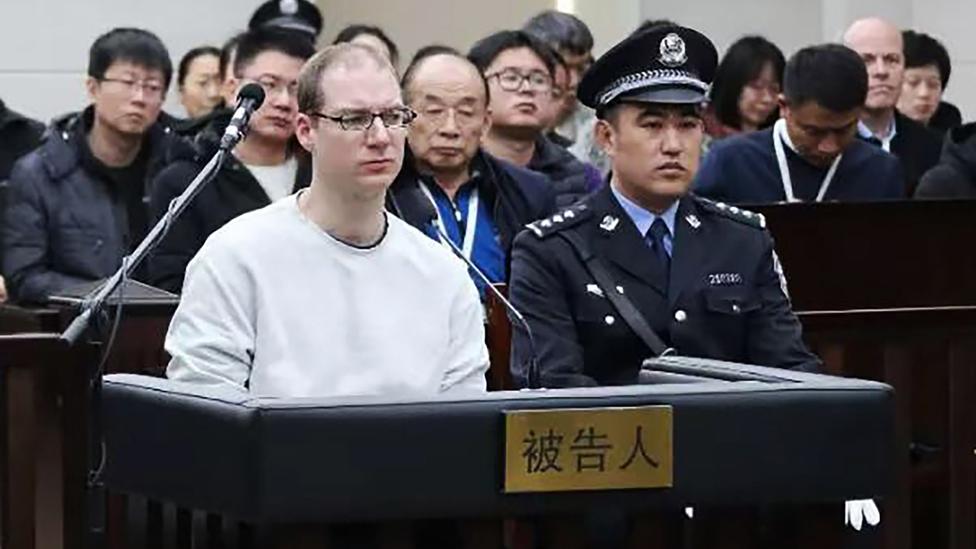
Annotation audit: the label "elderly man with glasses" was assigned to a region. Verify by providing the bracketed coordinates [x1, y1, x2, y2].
[386, 47, 555, 299]
[469, 30, 602, 207]
[2, 27, 181, 304]
[165, 43, 490, 399]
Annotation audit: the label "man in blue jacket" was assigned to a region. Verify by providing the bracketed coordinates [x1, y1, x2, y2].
[387, 48, 555, 297]
[694, 44, 903, 204]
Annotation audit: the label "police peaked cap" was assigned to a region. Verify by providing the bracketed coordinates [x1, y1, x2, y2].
[578, 24, 718, 110]
[249, 0, 323, 39]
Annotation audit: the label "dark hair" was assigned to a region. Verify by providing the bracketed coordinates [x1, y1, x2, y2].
[522, 10, 593, 56]
[233, 27, 316, 77]
[903, 30, 952, 88]
[333, 24, 400, 67]
[88, 27, 173, 88]
[401, 47, 490, 106]
[709, 35, 785, 130]
[783, 44, 867, 113]
[177, 46, 220, 88]
[633, 19, 679, 36]
[219, 32, 246, 82]
[408, 44, 460, 66]
[467, 30, 559, 78]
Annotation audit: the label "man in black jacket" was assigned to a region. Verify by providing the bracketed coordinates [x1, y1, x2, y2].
[0, 99, 45, 303]
[388, 49, 554, 297]
[149, 28, 315, 293]
[2, 28, 179, 304]
[916, 122, 976, 198]
[0, 99, 44, 183]
[844, 17, 942, 196]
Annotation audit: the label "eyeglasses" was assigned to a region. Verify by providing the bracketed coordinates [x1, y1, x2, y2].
[308, 107, 418, 131]
[99, 77, 166, 100]
[485, 69, 553, 92]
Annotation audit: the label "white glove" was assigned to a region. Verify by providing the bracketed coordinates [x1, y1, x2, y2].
[684, 506, 694, 519]
[844, 499, 881, 530]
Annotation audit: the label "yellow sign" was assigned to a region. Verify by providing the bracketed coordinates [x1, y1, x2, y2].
[504, 406, 673, 493]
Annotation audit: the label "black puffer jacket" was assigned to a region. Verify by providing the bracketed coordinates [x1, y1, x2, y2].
[2, 107, 178, 304]
[0, 99, 44, 182]
[148, 109, 311, 293]
[529, 135, 598, 207]
[0, 100, 44, 271]
[916, 122, 976, 199]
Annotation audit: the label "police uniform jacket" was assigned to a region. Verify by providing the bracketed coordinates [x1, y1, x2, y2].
[508, 185, 820, 388]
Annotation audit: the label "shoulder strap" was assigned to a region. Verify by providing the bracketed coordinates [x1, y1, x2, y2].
[692, 195, 766, 229]
[556, 230, 672, 357]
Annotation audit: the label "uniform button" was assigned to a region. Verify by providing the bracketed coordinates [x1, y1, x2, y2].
[604, 315, 616, 326]
[732, 303, 741, 314]
[674, 310, 687, 323]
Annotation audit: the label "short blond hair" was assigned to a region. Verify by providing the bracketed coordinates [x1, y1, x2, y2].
[297, 43, 396, 113]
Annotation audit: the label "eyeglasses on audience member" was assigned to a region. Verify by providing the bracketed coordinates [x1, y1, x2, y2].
[98, 77, 166, 100]
[485, 68, 553, 92]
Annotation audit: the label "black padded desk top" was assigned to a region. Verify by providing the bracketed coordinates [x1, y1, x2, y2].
[102, 361, 894, 523]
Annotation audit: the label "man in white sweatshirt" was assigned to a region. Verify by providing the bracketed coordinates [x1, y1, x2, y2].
[165, 43, 489, 398]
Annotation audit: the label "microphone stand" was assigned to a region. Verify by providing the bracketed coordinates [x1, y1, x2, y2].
[429, 225, 543, 389]
[67, 128, 242, 516]
[61, 147, 231, 345]
[56, 100, 254, 544]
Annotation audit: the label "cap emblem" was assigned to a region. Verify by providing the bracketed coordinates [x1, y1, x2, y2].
[279, 0, 299, 15]
[658, 33, 687, 67]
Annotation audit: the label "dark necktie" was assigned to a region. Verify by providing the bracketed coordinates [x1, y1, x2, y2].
[648, 218, 671, 293]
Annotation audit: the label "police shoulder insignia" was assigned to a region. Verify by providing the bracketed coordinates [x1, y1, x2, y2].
[693, 196, 766, 229]
[525, 203, 591, 238]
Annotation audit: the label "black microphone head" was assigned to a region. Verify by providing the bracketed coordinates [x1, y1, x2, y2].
[237, 83, 266, 108]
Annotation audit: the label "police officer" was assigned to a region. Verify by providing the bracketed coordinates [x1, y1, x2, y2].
[509, 24, 820, 388]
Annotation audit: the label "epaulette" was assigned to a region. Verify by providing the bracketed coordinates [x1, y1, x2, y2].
[693, 196, 766, 229]
[525, 203, 592, 238]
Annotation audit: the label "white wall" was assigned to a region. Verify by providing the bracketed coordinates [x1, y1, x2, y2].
[0, 0, 264, 122]
[573, 0, 642, 56]
[911, 0, 976, 121]
[638, 0, 823, 59]
[317, 0, 551, 70]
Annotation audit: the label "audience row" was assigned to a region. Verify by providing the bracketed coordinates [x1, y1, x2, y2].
[0, 1, 974, 307]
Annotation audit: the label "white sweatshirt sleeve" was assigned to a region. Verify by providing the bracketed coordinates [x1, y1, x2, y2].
[164, 238, 255, 393]
[439, 272, 490, 394]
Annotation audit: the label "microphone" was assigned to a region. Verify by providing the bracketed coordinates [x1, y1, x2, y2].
[219, 83, 266, 150]
[413, 193, 543, 389]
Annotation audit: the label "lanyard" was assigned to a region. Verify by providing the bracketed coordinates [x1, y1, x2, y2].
[773, 118, 842, 203]
[418, 180, 479, 260]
